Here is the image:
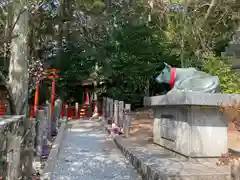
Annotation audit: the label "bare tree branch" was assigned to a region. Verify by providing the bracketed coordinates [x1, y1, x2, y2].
[10, 8, 27, 33]
[203, 0, 217, 23]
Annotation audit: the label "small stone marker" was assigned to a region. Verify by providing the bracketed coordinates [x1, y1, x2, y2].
[123, 104, 131, 138]
[42, 108, 49, 157]
[46, 103, 52, 138]
[109, 98, 114, 124]
[65, 104, 68, 121]
[114, 100, 119, 125]
[75, 102, 79, 119]
[55, 99, 62, 128]
[118, 101, 124, 128]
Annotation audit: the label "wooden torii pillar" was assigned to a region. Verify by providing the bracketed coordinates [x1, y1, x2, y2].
[33, 68, 59, 120]
[33, 77, 40, 116]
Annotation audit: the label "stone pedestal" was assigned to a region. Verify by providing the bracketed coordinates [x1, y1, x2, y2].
[144, 91, 240, 157]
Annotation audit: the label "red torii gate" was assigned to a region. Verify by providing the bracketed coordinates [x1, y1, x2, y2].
[33, 68, 59, 119]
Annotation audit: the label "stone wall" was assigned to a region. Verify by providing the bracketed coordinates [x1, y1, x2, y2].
[0, 116, 25, 179]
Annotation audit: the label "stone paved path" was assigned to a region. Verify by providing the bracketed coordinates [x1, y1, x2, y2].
[52, 120, 142, 180]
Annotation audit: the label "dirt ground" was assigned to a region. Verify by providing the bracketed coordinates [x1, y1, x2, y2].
[228, 121, 240, 155]
[128, 107, 154, 143]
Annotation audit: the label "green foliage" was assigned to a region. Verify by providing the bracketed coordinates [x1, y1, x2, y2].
[22, 0, 240, 106]
[96, 3, 181, 103]
[75, 0, 106, 14]
[158, 1, 240, 95]
[56, 0, 240, 105]
[201, 52, 240, 94]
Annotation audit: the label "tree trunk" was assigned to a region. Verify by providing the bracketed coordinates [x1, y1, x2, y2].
[8, 3, 33, 178]
[4, 5, 12, 72]
[93, 63, 99, 117]
[8, 2, 29, 115]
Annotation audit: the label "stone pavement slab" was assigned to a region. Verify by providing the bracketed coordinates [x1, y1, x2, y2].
[51, 120, 142, 180]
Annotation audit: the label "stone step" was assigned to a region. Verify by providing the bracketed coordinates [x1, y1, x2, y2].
[114, 136, 230, 180]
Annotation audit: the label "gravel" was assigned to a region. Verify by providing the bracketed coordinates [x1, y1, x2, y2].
[52, 121, 142, 180]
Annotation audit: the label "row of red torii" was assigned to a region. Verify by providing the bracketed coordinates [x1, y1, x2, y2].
[30, 68, 100, 120]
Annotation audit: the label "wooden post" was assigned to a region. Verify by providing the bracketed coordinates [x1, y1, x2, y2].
[123, 104, 131, 138]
